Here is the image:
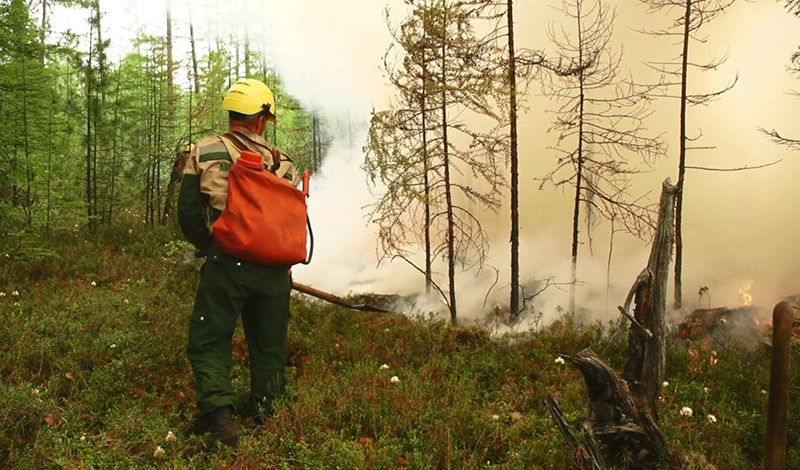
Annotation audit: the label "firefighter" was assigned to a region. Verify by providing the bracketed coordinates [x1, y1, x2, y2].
[177, 78, 297, 448]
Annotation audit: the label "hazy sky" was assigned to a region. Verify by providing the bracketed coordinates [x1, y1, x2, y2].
[49, 0, 800, 320]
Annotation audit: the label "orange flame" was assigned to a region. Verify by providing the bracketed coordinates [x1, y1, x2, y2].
[738, 279, 754, 307]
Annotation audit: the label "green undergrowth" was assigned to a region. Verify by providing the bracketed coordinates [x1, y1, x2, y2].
[0, 226, 797, 469]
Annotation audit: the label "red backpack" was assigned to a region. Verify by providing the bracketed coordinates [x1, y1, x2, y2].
[213, 150, 312, 266]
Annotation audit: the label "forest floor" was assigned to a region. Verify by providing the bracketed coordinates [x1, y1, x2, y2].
[0, 225, 797, 469]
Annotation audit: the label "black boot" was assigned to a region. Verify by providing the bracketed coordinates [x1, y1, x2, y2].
[205, 406, 239, 448]
[246, 393, 274, 426]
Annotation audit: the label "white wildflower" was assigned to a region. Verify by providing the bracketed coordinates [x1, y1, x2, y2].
[761, 389, 767, 395]
[384, 328, 390, 332]
[3, 253, 8, 258]
[11, 290, 19, 296]
[128, 229, 133, 234]
[110, 344, 117, 349]
[703, 387, 709, 393]
[554, 356, 566, 365]
[123, 299, 129, 305]
[153, 446, 166, 458]
[165, 431, 176, 442]
[380, 364, 389, 370]
[80, 433, 86, 442]
[0, 292, 5, 297]
[13, 302, 19, 307]
[31, 388, 40, 397]
[662, 381, 669, 388]
[492, 414, 500, 421]
[707, 414, 717, 424]
[680, 406, 693, 417]
[390, 376, 400, 384]
[90, 281, 97, 287]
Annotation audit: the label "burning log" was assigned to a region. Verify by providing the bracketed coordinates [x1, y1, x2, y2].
[677, 305, 799, 348]
[677, 306, 764, 344]
[548, 180, 680, 469]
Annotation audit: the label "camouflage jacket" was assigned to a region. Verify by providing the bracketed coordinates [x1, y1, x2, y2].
[177, 129, 298, 253]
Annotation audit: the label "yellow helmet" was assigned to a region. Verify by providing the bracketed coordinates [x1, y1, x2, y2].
[221, 78, 276, 122]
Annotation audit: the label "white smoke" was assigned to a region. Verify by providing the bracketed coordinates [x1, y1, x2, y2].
[50, 0, 800, 324]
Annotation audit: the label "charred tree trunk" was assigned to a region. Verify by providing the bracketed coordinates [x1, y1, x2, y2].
[674, 0, 692, 310]
[548, 349, 675, 470]
[623, 179, 678, 416]
[548, 179, 680, 470]
[422, 65, 432, 294]
[570, 1, 587, 317]
[441, 5, 457, 324]
[508, 0, 521, 320]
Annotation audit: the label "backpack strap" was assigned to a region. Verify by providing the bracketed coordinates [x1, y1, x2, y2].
[221, 132, 248, 152]
[222, 131, 281, 172]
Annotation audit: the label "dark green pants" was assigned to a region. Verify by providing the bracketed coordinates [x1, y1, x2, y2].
[187, 244, 291, 416]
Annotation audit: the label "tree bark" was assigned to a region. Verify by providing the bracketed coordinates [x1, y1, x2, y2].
[244, 23, 251, 76]
[674, 0, 692, 310]
[548, 349, 676, 470]
[622, 179, 678, 417]
[40, 0, 47, 65]
[189, 13, 200, 95]
[508, 0, 521, 320]
[86, 23, 94, 226]
[441, 1, 457, 323]
[46, 93, 53, 235]
[570, 0, 586, 317]
[422, 2, 432, 295]
[166, 0, 174, 93]
[22, 59, 33, 227]
[108, 66, 121, 223]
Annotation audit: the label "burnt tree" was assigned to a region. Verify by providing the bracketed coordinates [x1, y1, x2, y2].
[548, 179, 680, 470]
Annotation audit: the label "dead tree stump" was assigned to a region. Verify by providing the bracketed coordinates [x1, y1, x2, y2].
[547, 180, 680, 469]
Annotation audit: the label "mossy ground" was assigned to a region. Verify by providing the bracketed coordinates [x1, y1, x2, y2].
[1, 226, 797, 469]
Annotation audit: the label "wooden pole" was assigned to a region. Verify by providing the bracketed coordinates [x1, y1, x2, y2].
[765, 301, 793, 470]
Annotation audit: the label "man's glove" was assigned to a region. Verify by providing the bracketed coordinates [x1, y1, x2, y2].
[269, 148, 282, 172]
